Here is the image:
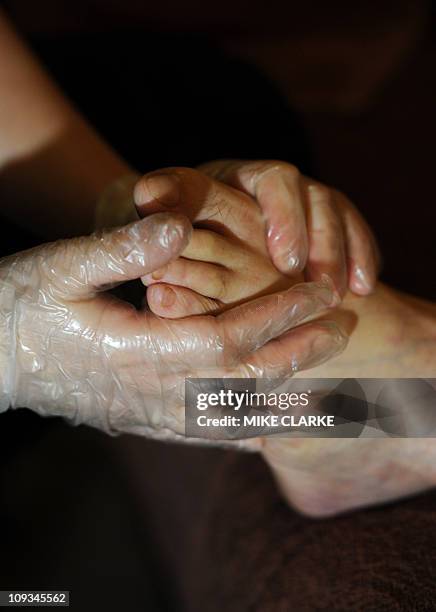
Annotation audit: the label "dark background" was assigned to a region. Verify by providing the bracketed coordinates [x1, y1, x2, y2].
[0, 2, 435, 610]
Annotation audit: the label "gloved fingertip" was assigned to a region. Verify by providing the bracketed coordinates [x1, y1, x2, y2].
[284, 251, 303, 273]
[316, 319, 349, 345]
[307, 320, 348, 364]
[279, 319, 348, 376]
[306, 269, 345, 304]
[350, 264, 375, 296]
[278, 276, 340, 331]
[135, 212, 192, 251]
[289, 320, 348, 374]
[315, 274, 342, 307]
[268, 227, 308, 274]
[271, 248, 304, 275]
[119, 214, 191, 275]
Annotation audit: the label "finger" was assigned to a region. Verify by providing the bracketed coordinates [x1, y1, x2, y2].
[142, 257, 233, 301]
[133, 167, 262, 244]
[53, 213, 192, 299]
[334, 191, 380, 295]
[181, 228, 246, 268]
[305, 182, 347, 297]
[200, 159, 309, 274]
[147, 284, 221, 318]
[218, 278, 339, 362]
[145, 277, 339, 371]
[239, 320, 347, 377]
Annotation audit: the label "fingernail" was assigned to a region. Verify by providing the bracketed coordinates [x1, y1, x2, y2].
[289, 276, 339, 321]
[352, 264, 373, 295]
[303, 321, 348, 370]
[129, 212, 190, 244]
[267, 222, 303, 273]
[159, 285, 176, 308]
[289, 321, 347, 374]
[307, 274, 336, 304]
[135, 174, 180, 209]
[319, 273, 342, 306]
[314, 321, 348, 352]
[283, 251, 301, 272]
[272, 245, 303, 274]
[127, 214, 192, 273]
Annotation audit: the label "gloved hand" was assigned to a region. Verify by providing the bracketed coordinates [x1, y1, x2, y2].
[199, 159, 380, 296]
[0, 213, 346, 444]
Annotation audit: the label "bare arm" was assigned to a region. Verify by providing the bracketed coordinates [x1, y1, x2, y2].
[0, 9, 134, 238]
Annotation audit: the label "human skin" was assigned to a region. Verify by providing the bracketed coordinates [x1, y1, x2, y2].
[264, 286, 436, 517]
[198, 159, 379, 293]
[0, 9, 133, 238]
[135, 166, 436, 516]
[135, 164, 379, 319]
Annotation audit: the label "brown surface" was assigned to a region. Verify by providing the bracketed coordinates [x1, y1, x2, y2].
[187, 451, 436, 612]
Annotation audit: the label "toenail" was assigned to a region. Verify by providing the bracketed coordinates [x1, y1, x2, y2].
[140, 174, 181, 208]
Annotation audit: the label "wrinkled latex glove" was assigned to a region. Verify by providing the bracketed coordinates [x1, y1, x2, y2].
[199, 160, 381, 296]
[0, 213, 346, 444]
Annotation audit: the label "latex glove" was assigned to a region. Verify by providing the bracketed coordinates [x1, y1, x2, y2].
[0, 213, 346, 444]
[199, 159, 380, 296]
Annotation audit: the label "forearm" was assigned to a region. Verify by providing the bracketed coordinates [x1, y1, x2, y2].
[0, 10, 134, 238]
